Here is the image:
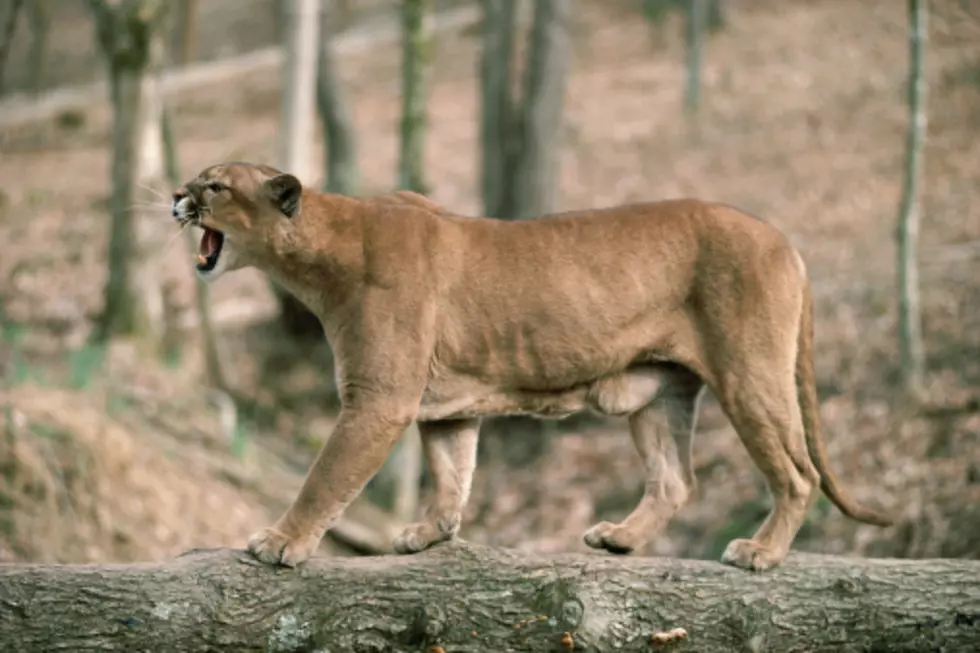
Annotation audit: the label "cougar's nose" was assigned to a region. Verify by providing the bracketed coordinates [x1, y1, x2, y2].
[171, 187, 188, 217]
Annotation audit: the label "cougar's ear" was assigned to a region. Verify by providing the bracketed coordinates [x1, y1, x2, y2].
[265, 173, 302, 218]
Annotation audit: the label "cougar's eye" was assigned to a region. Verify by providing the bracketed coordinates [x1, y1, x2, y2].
[206, 181, 225, 194]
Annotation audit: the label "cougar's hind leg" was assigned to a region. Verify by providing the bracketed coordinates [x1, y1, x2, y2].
[584, 370, 704, 554]
[393, 418, 479, 554]
[715, 360, 819, 571]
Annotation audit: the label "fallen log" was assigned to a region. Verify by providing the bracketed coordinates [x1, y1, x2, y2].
[0, 542, 978, 652]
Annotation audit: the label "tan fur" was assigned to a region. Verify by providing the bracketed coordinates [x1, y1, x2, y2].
[170, 162, 893, 571]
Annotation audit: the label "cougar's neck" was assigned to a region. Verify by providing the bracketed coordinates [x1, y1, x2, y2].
[261, 191, 366, 339]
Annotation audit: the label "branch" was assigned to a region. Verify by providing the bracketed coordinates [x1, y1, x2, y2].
[1, 543, 977, 652]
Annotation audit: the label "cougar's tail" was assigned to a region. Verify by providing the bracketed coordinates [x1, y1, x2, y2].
[797, 282, 894, 527]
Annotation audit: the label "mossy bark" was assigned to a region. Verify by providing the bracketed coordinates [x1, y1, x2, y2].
[1, 542, 978, 652]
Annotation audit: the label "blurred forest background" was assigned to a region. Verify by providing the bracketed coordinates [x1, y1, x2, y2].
[0, 0, 977, 568]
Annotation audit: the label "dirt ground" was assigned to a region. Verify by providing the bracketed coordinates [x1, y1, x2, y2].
[1, 0, 978, 565]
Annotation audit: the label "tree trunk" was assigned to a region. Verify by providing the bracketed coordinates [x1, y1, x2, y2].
[640, 0, 676, 27]
[896, 0, 927, 401]
[87, 0, 166, 345]
[278, 0, 320, 183]
[316, 7, 358, 196]
[706, 0, 725, 32]
[511, 0, 572, 220]
[26, 0, 49, 95]
[274, 0, 323, 340]
[170, 0, 197, 67]
[397, 0, 432, 194]
[135, 32, 170, 355]
[92, 64, 147, 342]
[0, 0, 23, 96]
[684, 0, 705, 119]
[1, 544, 977, 652]
[479, 0, 518, 218]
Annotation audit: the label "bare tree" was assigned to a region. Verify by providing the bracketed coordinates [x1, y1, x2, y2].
[707, 0, 725, 32]
[641, 0, 724, 34]
[684, 0, 706, 119]
[273, 0, 323, 340]
[0, 0, 23, 95]
[316, 3, 358, 196]
[276, 0, 362, 340]
[397, 0, 432, 193]
[480, 0, 574, 220]
[511, 0, 573, 219]
[897, 0, 927, 400]
[479, 0, 518, 218]
[278, 0, 320, 182]
[640, 0, 674, 27]
[26, 0, 49, 95]
[169, 0, 197, 67]
[134, 30, 171, 354]
[87, 0, 168, 344]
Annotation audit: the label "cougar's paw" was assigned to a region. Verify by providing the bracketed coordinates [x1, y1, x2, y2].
[392, 514, 459, 555]
[393, 522, 442, 554]
[246, 526, 320, 567]
[720, 538, 783, 571]
[583, 521, 637, 555]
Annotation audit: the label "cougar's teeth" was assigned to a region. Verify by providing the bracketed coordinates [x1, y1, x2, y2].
[196, 254, 208, 264]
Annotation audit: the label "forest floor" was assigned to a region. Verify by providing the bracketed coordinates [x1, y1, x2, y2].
[1, 0, 978, 565]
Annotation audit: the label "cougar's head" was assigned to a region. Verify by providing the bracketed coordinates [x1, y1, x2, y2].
[171, 161, 303, 282]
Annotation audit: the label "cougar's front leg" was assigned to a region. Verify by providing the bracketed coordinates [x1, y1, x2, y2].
[246, 401, 417, 566]
[247, 291, 433, 567]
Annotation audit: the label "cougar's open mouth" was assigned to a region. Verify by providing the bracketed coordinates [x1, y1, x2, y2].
[197, 227, 225, 272]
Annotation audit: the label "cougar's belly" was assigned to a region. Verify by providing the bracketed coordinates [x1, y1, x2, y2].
[418, 377, 590, 422]
[417, 364, 669, 422]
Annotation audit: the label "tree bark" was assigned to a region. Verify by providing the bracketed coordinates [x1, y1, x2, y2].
[896, 0, 927, 401]
[397, 0, 432, 194]
[96, 63, 145, 342]
[479, 0, 518, 218]
[684, 0, 705, 118]
[278, 0, 320, 182]
[706, 0, 725, 32]
[87, 0, 166, 345]
[316, 6, 358, 196]
[135, 31, 171, 356]
[26, 0, 49, 95]
[274, 0, 323, 340]
[170, 0, 198, 68]
[640, 0, 676, 27]
[0, 0, 23, 96]
[0, 544, 977, 652]
[511, 0, 572, 220]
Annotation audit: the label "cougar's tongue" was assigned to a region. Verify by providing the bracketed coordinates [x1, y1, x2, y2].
[199, 228, 220, 256]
